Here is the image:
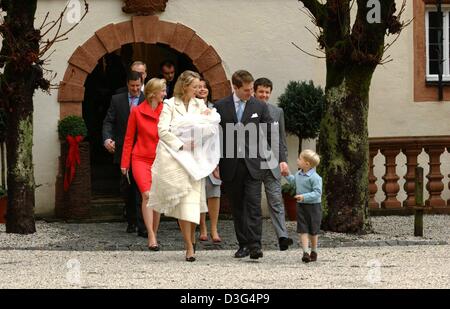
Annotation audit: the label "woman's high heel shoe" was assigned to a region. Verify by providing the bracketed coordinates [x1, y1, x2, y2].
[211, 234, 222, 243]
[186, 243, 196, 262]
[185, 256, 196, 262]
[199, 235, 208, 242]
[148, 244, 160, 251]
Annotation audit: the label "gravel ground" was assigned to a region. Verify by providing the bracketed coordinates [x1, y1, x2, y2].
[0, 215, 449, 288]
[0, 246, 449, 289]
[0, 215, 448, 251]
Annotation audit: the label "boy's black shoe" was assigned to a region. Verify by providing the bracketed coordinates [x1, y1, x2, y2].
[310, 251, 317, 262]
[279, 237, 294, 251]
[302, 252, 311, 263]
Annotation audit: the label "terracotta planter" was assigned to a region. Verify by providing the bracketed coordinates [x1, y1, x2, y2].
[282, 193, 297, 221]
[219, 183, 232, 215]
[0, 195, 6, 224]
[55, 141, 91, 219]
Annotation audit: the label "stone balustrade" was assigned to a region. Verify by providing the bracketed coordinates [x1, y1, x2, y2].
[369, 136, 450, 214]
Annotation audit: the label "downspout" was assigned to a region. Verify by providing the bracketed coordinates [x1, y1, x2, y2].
[437, 0, 444, 101]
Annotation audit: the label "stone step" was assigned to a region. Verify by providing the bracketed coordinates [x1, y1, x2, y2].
[89, 196, 124, 221]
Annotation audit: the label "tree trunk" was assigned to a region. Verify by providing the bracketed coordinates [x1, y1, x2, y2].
[5, 103, 36, 234]
[299, 0, 404, 233]
[318, 66, 373, 233]
[1, 143, 5, 187]
[1, 0, 39, 234]
[298, 137, 303, 155]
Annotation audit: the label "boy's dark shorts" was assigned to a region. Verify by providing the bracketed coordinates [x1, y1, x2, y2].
[296, 203, 322, 235]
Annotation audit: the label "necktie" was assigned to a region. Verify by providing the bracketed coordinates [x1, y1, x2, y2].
[129, 96, 138, 109]
[236, 100, 244, 123]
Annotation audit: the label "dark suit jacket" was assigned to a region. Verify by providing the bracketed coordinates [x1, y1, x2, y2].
[102, 92, 145, 164]
[215, 95, 273, 182]
[157, 74, 175, 99]
[267, 103, 288, 179]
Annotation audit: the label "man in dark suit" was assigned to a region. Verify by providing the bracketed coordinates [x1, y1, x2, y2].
[115, 61, 148, 95]
[254, 77, 293, 251]
[102, 71, 146, 235]
[158, 60, 176, 99]
[214, 70, 273, 260]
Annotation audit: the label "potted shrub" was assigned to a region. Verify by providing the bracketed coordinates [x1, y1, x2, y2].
[278, 80, 325, 154]
[56, 116, 91, 219]
[282, 182, 297, 221]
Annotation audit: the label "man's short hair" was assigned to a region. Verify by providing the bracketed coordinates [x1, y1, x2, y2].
[131, 61, 146, 70]
[127, 71, 142, 83]
[232, 70, 254, 88]
[159, 60, 175, 71]
[254, 77, 273, 92]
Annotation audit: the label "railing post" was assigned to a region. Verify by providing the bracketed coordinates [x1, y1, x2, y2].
[381, 148, 401, 209]
[424, 146, 446, 208]
[414, 167, 424, 237]
[403, 147, 422, 208]
[369, 149, 379, 209]
[448, 171, 450, 207]
[448, 146, 450, 207]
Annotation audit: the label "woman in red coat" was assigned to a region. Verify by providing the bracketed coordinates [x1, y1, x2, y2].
[121, 78, 166, 250]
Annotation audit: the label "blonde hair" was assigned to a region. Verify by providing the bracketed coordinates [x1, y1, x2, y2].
[144, 78, 166, 101]
[173, 70, 201, 99]
[300, 149, 320, 168]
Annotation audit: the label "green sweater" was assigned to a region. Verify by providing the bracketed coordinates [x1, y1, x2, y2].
[285, 169, 322, 204]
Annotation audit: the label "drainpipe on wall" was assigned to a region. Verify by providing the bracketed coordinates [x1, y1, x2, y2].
[437, 0, 444, 101]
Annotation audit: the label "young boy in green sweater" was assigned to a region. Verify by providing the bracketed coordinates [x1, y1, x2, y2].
[285, 149, 322, 263]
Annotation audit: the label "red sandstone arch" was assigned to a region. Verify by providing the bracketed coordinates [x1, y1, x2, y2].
[58, 16, 231, 119]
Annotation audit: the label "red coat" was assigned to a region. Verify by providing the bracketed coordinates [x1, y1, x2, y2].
[121, 100, 163, 169]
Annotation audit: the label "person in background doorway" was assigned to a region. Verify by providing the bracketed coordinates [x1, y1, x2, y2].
[196, 77, 222, 243]
[159, 60, 176, 99]
[103, 71, 144, 235]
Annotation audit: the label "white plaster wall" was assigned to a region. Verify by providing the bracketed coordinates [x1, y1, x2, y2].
[369, 2, 450, 203]
[34, 0, 126, 215]
[32, 0, 449, 215]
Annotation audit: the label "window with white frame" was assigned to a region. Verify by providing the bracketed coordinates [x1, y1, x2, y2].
[426, 7, 450, 82]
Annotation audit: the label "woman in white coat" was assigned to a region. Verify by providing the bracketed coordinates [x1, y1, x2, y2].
[149, 70, 211, 262]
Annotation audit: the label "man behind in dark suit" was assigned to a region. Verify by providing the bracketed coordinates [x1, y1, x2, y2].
[158, 60, 176, 99]
[254, 77, 293, 251]
[214, 70, 273, 260]
[102, 71, 145, 235]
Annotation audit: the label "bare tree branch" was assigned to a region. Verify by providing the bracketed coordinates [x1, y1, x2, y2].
[39, 0, 89, 58]
[292, 41, 326, 59]
[298, 0, 326, 28]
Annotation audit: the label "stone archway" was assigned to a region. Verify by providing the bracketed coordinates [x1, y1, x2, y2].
[57, 15, 231, 118]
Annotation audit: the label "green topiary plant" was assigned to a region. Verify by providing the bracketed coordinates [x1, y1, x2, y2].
[281, 182, 296, 197]
[57, 116, 87, 140]
[278, 80, 325, 154]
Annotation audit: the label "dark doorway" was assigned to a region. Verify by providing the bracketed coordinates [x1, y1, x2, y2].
[82, 43, 197, 214]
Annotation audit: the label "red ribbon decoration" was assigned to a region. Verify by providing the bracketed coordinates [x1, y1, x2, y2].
[64, 135, 84, 192]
